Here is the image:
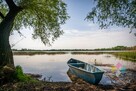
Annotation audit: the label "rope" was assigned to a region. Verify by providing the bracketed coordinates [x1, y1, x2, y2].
[11, 31, 26, 48]
[11, 37, 24, 48]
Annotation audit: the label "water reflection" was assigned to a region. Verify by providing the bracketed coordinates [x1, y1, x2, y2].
[67, 68, 112, 85]
[14, 54, 136, 82]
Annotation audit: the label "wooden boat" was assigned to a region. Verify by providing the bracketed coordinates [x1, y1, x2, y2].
[67, 58, 104, 84]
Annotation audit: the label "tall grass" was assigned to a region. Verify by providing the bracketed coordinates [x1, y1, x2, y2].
[13, 65, 37, 82]
[13, 51, 66, 55]
[113, 52, 136, 62]
[71, 52, 104, 55]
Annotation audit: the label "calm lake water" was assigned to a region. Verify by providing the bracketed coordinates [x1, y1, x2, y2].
[14, 53, 136, 84]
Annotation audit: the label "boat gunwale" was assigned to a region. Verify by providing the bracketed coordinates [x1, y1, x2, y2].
[67, 59, 105, 74]
[68, 64, 104, 74]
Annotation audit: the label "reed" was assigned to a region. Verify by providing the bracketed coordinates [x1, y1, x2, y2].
[112, 52, 136, 62]
[13, 51, 66, 55]
[71, 52, 104, 55]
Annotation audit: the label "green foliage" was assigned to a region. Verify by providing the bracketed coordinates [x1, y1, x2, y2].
[86, 0, 136, 29]
[113, 52, 136, 62]
[111, 46, 127, 50]
[0, 0, 69, 45]
[12, 45, 136, 52]
[14, 65, 32, 82]
[94, 46, 128, 51]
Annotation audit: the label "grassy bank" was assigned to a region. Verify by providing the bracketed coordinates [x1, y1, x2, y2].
[71, 52, 104, 55]
[1, 70, 136, 91]
[13, 51, 136, 62]
[1, 64, 136, 91]
[13, 51, 109, 55]
[13, 51, 66, 55]
[112, 52, 136, 62]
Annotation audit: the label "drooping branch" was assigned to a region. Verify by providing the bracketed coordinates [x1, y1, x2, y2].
[0, 11, 4, 19]
[5, 0, 23, 12]
[5, 0, 17, 10]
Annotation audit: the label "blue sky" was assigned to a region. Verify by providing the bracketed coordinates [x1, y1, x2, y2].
[10, 0, 136, 49]
[62, 0, 98, 31]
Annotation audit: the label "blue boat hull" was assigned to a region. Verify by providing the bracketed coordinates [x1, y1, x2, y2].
[67, 58, 104, 84]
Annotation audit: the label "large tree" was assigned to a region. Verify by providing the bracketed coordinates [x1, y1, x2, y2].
[86, 0, 136, 31]
[0, 0, 69, 67]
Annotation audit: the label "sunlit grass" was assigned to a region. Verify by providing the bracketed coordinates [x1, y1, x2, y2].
[113, 52, 136, 62]
[14, 65, 31, 82]
[13, 51, 66, 55]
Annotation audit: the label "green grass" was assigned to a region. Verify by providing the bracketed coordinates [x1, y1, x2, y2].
[13, 65, 37, 82]
[71, 52, 104, 55]
[113, 52, 136, 62]
[13, 51, 66, 55]
[0, 65, 37, 88]
[14, 65, 30, 82]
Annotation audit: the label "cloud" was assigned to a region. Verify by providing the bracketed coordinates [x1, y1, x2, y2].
[10, 27, 136, 49]
[88, 23, 97, 27]
[50, 28, 136, 49]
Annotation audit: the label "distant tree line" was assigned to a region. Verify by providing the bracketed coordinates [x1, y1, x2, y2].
[12, 46, 136, 51]
[94, 46, 136, 51]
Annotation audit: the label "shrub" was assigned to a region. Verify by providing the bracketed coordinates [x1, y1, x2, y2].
[13, 65, 31, 82]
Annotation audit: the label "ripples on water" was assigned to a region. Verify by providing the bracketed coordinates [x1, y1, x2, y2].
[14, 54, 136, 83]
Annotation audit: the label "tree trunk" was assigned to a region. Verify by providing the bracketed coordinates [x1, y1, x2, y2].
[0, 10, 21, 67]
[0, 32, 14, 67]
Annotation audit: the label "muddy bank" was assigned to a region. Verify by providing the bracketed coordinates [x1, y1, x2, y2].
[67, 69, 136, 91]
[0, 79, 135, 91]
[1, 70, 136, 91]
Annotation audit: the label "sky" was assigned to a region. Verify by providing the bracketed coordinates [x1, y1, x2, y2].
[10, 0, 136, 50]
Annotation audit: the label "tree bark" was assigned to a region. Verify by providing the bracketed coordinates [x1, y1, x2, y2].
[0, 8, 21, 67]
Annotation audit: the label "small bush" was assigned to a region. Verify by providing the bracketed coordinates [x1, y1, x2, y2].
[13, 65, 32, 82]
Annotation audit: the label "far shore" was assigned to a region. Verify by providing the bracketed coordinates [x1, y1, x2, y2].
[13, 50, 136, 62]
[13, 50, 135, 55]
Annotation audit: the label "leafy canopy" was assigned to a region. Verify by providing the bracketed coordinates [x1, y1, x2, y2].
[0, 0, 69, 45]
[86, 0, 136, 30]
